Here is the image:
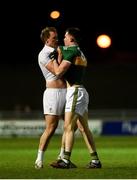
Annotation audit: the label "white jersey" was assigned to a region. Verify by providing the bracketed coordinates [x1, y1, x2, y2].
[38, 44, 58, 81]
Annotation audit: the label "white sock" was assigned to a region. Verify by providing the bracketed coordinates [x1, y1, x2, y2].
[36, 149, 44, 162]
[58, 148, 65, 159]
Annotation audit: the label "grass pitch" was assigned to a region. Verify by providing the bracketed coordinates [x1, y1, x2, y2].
[0, 135, 137, 179]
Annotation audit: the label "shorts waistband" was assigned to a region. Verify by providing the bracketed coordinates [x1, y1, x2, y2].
[68, 85, 84, 89]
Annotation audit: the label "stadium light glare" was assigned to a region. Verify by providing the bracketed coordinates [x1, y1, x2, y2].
[96, 34, 112, 48]
[50, 10, 60, 19]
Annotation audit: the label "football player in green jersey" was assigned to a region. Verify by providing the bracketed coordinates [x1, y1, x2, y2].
[50, 27, 102, 169]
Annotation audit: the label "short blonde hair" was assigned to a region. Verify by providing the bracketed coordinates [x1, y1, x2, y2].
[40, 27, 57, 43]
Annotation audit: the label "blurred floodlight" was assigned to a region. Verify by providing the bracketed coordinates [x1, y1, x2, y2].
[50, 10, 60, 19]
[96, 34, 112, 48]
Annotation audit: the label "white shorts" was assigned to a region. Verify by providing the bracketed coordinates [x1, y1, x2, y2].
[65, 86, 89, 116]
[43, 88, 67, 115]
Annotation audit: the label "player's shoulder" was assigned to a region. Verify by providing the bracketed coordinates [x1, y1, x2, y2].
[44, 45, 54, 53]
[39, 45, 54, 56]
[59, 45, 66, 50]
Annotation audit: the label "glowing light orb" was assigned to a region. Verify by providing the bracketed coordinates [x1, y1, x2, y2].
[96, 34, 111, 48]
[50, 11, 60, 19]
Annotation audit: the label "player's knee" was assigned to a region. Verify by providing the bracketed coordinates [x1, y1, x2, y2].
[78, 126, 84, 133]
[47, 123, 58, 133]
[64, 124, 74, 133]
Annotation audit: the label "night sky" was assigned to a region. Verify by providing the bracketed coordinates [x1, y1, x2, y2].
[0, 0, 137, 110]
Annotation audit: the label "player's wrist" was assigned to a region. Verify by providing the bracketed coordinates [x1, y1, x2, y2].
[53, 59, 57, 63]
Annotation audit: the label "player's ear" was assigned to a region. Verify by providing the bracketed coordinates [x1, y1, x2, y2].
[70, 38, 74, 42]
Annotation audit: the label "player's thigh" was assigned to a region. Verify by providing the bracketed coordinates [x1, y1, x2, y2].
[78, 111, 89, 130]
[45, 114, 59, 128]
[64, 112, 78, 129]
[76, 118, 84, 131]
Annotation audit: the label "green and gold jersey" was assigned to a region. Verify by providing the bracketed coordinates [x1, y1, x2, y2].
[60, 45, 87, 85]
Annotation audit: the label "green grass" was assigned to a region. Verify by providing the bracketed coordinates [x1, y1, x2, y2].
[0, 136, 137, 179]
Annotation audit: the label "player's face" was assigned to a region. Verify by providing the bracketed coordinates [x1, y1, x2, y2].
[47, 31, 58, 48]
[64, 32, 73, 46]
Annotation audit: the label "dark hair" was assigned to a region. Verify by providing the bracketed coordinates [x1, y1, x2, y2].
[66, 27, 81, 43]
[40, 27, 57, 43]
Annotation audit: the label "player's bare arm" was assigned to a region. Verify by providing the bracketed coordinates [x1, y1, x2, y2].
[57, 47, 63, 64]
[53, 60, 71, 77]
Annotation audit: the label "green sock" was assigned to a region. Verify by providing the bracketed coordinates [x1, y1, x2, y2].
[63, 151, 71, 160]
[90, 152, 99, 160]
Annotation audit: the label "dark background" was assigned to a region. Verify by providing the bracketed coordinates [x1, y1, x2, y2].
[0, 0, 137, 111]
